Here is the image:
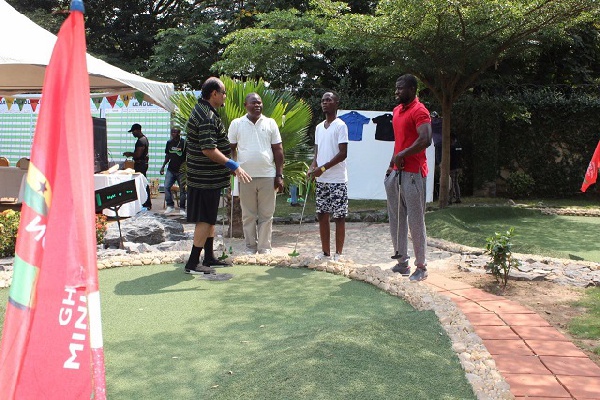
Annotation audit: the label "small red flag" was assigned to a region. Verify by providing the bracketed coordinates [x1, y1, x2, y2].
[581, 140, 600, 192]
[29, 98, 39, 112]
[106, 95, 119, 108]
[0, 2, 106, 399]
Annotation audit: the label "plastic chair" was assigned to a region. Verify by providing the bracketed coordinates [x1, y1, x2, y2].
[16, 157, 30, 169]
[0, 157, 9, 167]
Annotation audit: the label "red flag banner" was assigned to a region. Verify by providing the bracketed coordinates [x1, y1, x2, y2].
[106, 94, 118, 108]
[29, 98, 40, 112]
[581, 140, 600, 192]
[0, 2, 106, 399]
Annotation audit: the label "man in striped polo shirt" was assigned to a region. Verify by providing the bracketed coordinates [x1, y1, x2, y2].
[184, 77, 251, 274]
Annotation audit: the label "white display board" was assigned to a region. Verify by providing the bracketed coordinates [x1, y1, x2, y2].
[339, 110, 435, 203]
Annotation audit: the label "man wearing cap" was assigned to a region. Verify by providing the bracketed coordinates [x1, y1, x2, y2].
[123, 123, 152, 210]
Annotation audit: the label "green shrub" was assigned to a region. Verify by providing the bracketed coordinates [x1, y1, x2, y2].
[0, 210, 20, 257]
[450, 88, 600, 197]
[485, 227, 520, 289]
[507, 171, 535, 198]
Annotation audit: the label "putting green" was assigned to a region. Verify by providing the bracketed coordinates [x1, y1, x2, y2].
[0, 264, 478, 399]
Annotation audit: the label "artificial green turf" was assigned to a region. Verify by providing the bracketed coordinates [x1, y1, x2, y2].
[425, 206, 600, 262]
[0, 265, 475, 399]
[569, 287, 600, 354]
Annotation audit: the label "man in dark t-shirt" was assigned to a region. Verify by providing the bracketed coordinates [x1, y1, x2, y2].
[160, 127, 187, 215]
[123, 123, 152, 209]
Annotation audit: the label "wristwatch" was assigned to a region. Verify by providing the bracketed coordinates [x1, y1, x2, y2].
[275, 174, 284, 178]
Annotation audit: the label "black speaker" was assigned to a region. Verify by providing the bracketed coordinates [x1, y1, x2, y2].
[93, 117, 108, 173]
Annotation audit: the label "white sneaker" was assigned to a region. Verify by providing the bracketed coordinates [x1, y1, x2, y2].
[164, 206, 174, 214]
[332, 253, 345, 262]
[314, 252, 330, 261]
[179, 209, 187, 216]
[258, 249, 272, 255]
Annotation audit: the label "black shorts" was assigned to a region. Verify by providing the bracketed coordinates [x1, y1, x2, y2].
[186, 187, 222, 224]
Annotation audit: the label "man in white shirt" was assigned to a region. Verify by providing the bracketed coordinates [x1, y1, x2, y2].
[229, 93, 284, 254]
[308, 91, 349, 261]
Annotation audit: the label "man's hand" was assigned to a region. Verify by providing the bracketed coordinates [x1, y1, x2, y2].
[274, 177, 284, 193]
[234, 166, 252, 183]
[159, 167, 165, 175]
[308, 167, 324, 180]
[306, 168, 314, 179]
[394, 153, 405, 170]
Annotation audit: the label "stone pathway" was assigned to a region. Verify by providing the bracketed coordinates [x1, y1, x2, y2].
[426, 274, 600, 399]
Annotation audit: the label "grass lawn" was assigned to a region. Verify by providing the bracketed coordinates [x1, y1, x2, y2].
[0, 265, 475, 399]
[425, 205, 600, 262]
[569, 288, 600, 356]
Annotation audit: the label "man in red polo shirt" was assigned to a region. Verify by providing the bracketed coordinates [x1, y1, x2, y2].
[384, 74, 432, 282]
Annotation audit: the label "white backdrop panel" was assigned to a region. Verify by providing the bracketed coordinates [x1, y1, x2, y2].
[339, 110, 434, 202]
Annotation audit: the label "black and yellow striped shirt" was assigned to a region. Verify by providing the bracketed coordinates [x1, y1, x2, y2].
[185, 99, 231, 189]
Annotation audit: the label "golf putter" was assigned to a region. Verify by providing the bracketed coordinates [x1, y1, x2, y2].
[230, 186, 235, 249]
[289, 178, 312, 257]
[218, 189, 228, 260]
[392, 171, 402, 260]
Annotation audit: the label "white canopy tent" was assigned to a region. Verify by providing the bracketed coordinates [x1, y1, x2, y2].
[0, 0, 175, 112]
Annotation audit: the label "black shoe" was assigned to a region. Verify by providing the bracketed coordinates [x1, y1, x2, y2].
[454, 199, 461, 204]
[391, 263, 411, 276]
[185, 265, 215, 274]
[202, 258, 232, 267]
[409, 267, 428, 282]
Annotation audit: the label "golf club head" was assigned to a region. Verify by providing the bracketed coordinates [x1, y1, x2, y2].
[391, 252, 402, 259]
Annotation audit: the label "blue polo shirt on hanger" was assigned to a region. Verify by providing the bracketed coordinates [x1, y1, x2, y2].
[339, 111, 370, 141]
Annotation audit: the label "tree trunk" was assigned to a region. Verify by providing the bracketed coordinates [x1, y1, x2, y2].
[438, 98, 453, 208]
[227, 194, 243, 238]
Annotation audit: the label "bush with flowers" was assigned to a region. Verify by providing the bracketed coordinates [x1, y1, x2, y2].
[0, 210, 109, 257]
[0, 210, 20, 257]
[95, 213, 108, 244]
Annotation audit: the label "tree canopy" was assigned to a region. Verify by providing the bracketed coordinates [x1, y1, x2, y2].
[8, 0, 600, 202]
